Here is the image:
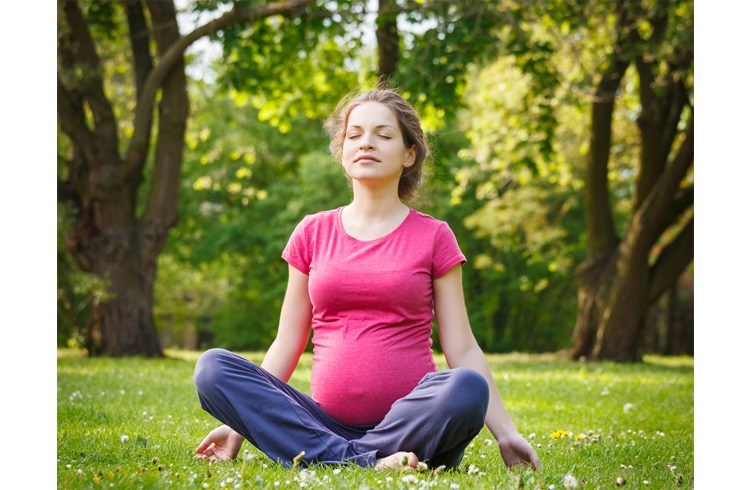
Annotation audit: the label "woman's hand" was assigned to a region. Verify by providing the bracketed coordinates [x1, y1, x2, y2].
[195, 425, 245, 461]
[497, 432, 542, 470]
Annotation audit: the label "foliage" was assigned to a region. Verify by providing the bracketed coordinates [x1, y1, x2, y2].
[56, 0, 693, 357]
[57, 349, 694, 488]
[214, 0, 368, 132]
[155, 79, 352, 349]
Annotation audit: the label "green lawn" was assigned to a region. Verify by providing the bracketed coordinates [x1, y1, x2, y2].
[57, 349, 693, 489]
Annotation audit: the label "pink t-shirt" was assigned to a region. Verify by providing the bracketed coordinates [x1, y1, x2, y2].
[281, 207, 466, 425]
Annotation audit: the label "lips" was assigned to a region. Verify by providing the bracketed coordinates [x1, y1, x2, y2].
[355, 155, 380, 163]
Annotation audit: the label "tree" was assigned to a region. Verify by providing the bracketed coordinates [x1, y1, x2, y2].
[567, 0, 693, 361]
[57, 0, 314, 356]
[58, 0, 533, 356]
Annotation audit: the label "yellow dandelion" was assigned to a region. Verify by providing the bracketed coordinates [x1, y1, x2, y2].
[549, 430, 571, 439]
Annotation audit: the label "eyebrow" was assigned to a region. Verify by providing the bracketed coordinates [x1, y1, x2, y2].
[346, 124, 397, 131]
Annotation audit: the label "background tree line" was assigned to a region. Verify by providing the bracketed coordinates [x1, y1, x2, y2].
[57, 0, 693, 361]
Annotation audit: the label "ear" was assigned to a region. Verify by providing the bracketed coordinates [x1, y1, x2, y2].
[403, 146, 416, 168]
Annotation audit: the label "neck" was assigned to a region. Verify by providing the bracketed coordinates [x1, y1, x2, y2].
[348, 181, 407, 219]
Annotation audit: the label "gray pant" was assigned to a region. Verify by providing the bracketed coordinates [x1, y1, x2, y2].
[194, 348, 489, 468]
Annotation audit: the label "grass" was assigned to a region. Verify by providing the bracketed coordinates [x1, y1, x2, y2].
[58, 349, 693, 489]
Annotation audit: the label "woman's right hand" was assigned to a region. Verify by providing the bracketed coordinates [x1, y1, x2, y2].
[195, 425, 245, 461]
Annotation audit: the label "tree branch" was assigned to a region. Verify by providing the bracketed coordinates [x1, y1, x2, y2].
[122, 0, 315, 180]
[376, 0, 400, 84]
[138, 0, 189, 259]
[652, 183, 693, 242]
[632, 3, 671, 210]
[630, 113, 694, 253]
[123, 0, 154, 100]
[584, 0, 638, 259]
[57, 78, 98, 167]
[648, 216, 693, 305]
[659, 78, 689, 164]
[59, 0, 120, 162]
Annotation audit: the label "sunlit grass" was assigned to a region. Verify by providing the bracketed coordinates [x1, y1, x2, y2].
[58, 349, 693, 488]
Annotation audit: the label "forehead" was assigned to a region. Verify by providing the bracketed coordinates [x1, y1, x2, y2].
[347, 101, 399, 128]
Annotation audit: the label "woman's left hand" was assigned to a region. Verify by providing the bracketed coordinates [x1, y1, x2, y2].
[497, 432, 542, 470]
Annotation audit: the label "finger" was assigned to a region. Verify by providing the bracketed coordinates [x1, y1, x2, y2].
[197, 443, 216, 458]
[529, 452, 542, 470]
[406, 452, 419, 469]
[195, 436, 214, 454]
[518, 444, 541, 470]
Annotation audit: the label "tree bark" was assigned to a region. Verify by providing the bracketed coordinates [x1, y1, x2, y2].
[376, 0, 400, 85]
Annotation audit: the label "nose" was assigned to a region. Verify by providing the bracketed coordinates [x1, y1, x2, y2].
[359, 134, 374, 150]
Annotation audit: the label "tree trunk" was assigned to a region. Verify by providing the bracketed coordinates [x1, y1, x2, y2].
[592, 242, 651, 361]
[90, 238, 162, 357]
[376, 0, 399, 84]
[567, 256, 615, 359]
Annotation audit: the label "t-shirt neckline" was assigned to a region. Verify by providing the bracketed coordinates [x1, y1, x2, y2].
[336, 206, 414, 243]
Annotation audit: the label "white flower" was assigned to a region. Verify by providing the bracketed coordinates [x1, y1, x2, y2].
[401, 474, 418, 484]
[467, 464, 480, 474]
[563, 473, 579, 489]
[332, 468, 342, 475]
[623, 403, 635, 413]
[450, 484, 460, 489]
[120, 435, 129, 443]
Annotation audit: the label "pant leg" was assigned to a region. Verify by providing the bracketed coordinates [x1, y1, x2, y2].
[193, 348, 378, 467]
[353, 367, 490, 468]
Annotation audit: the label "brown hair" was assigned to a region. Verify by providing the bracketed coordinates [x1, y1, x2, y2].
[324, 89, 430, 202]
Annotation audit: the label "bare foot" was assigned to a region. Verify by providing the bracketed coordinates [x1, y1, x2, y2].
[374, 451, 419, 470]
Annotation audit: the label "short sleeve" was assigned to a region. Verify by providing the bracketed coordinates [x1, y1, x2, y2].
[281, 216, 312, 275]
[432, 221, 467, 278]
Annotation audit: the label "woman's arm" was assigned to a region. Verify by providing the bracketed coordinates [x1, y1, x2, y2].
[434, 264, 541, 470]
[196, 265, 312, 461]
[261, 265, 313, 382]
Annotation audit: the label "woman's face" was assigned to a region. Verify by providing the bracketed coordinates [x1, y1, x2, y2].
[341, 101, 415, 187]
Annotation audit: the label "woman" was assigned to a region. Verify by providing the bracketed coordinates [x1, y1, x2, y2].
[193, 89, 541, 471]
